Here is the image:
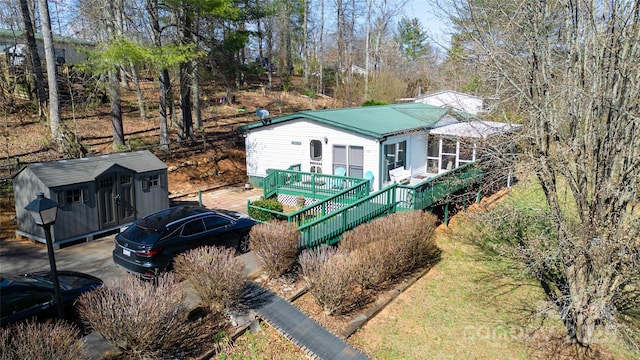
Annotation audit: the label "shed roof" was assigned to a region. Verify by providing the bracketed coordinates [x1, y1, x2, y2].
[238, 103, 461, 139]
[14, 150, 167, 188]
[429, 120, 522, 139]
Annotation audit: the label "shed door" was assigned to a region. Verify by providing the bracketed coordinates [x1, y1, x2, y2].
[97, 172, 136, 229]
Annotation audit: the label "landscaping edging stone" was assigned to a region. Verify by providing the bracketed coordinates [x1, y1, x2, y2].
[339, 265, 433, 339]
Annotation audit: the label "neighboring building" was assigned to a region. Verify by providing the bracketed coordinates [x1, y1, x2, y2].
[412, 90, 484, 115]
[0, 28, 92, 66]
[238, 103, 520, 192]
[12, 151, 169, 246]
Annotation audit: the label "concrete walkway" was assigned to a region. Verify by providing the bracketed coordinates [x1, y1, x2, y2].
[242, 283, 371, 360]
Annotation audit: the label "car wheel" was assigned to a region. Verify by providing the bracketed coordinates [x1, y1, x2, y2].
[237, 233, 250, 253]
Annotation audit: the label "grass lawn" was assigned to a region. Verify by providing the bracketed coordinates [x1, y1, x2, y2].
[225, 180, 639, 359]
[348, 180, 638, 359]
[348, 212, 544, 359]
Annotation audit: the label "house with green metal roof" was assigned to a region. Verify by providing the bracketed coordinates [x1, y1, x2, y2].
[239, 103, 520, 192]
[0, 28, 93, 66]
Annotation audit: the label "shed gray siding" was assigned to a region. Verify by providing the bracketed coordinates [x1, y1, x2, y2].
[50, 181, 97, 242]
[13, 150, 169, 245]
[13, 167, 51, 242]
[135, 170, 170, 216]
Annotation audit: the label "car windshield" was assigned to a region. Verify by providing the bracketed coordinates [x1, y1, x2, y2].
[121, 224, 162, 245]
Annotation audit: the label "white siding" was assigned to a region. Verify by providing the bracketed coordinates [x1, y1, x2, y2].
[245, 120, 383, 190]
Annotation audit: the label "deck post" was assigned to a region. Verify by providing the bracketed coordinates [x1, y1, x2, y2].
[312, 174, 316, 199]
[198, 190, 202, 206]
[444, 202, 450, 226]
[462, 190, 467, 211]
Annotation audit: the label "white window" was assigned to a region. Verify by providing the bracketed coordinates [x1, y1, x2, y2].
[426, 135, 440, 174]
[384, 141, 406, 181]
[441, 138, 457, 171]
[333, 145, 364, 177]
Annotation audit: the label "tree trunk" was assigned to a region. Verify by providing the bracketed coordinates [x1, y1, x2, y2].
[176, 3, 193, 141]
[130, 64, 146, 120]
[108, 69, 125, 147]
[364, 0, 372, 101]
[159, 69, 171, 150]
[179, 62, 192, 141]
[319, 0, 324, 94]
[36, 0, 60, 141]
[19, 0, 46, 118]
[105, 0, 124, 148]
[146, 0, 171, 150]
[302, 0, 309, 88]
[335, 0, 344, 96]
[192, 61, 201, 129]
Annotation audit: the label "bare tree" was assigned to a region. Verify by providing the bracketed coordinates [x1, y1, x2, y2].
[36, 0, 60, 140]
[146, 0, 172, 150]
[446, 0, 640, 349]
[105, 0, 125, 148]
[18, 0, 46, 117]
[175, 1, 193, 142]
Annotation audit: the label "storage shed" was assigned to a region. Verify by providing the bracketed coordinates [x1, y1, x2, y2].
[12, 150, 169, 245]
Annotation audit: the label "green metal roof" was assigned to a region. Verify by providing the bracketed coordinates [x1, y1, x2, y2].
[0, 29, 93, 46]
[238, 103, 462, 139]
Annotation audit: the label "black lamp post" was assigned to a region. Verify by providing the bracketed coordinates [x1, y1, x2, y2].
[25, 192, 64, 319]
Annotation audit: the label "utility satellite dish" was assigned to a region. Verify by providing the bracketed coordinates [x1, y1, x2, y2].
[256, 108, 270, 125]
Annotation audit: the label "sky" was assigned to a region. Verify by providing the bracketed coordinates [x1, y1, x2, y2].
[404, 0, 452, 51]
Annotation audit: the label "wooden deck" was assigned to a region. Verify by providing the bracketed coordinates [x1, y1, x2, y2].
[249, 163, 483, 249]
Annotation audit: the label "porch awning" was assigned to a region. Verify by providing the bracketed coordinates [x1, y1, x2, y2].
[429, 120, 521, 139]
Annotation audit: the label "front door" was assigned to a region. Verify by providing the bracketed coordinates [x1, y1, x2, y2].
[97, 172, 136, 229]
[309, 139, 324, 174]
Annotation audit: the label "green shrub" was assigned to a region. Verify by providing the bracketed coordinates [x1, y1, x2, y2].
[78, 274, 219, 359]
[302, 88, 316, 98]
[362, 99, 389, 106]
[250, 221, 300, 277]
[174, 246, 246, 313]
[127, 137, 151, 150]
[248, 197, 284, 222]
[0, 320, 85, 360]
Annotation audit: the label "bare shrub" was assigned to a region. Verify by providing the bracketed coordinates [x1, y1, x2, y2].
[344, 211, 439, 289]
[349, 240, 393, 290]
[173, 246, 246, 313]
[250, 221, 300, 277]
[299, 247, 356, 315]
[388, 211, 439, 274]
[0, 320, 85, 360]
[78, 274, 220, 359]
[340, 213, 390, 252]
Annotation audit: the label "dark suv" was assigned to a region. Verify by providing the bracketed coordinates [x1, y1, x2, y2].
[113, 205, 255, 279]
